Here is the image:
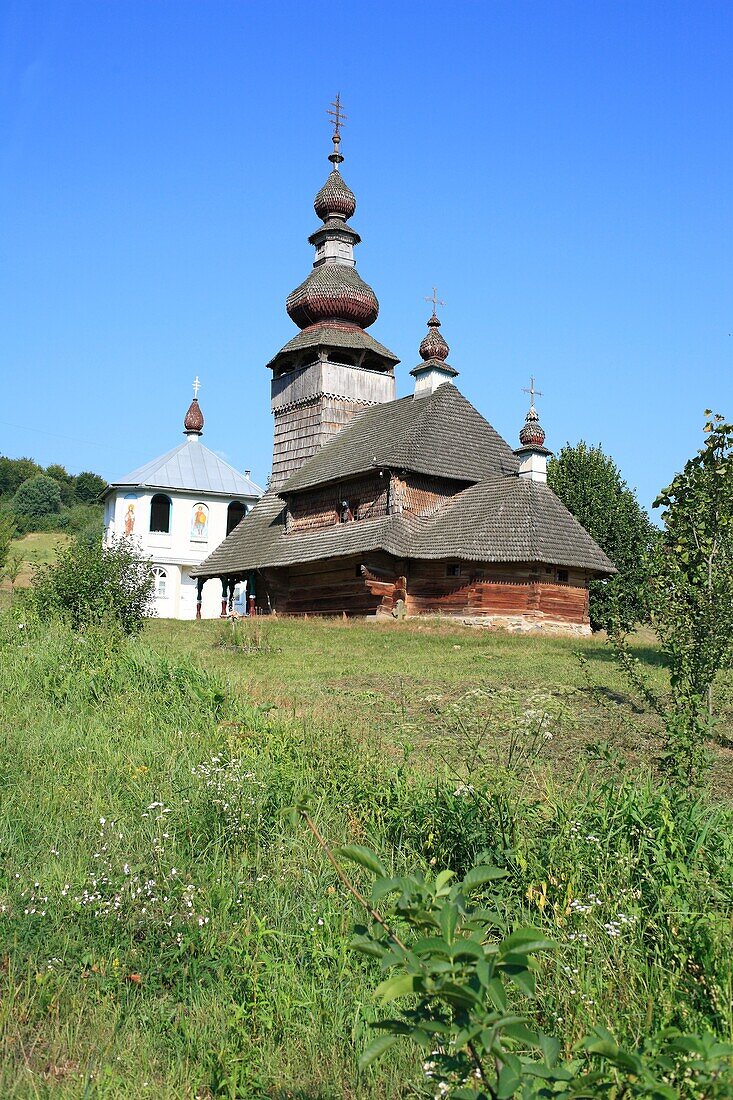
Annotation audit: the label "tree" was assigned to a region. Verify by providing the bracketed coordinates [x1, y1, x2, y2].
[73, 471, 107, 504]
[648, 412, 733, 784]
[46, 463, 75, 505]
[28, 534, 155, 634]
[547, 442, 655, 631]
[0, 456, 43, 498]
[12, 475, 63, 519]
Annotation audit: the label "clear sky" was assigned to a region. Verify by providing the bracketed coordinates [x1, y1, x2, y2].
[1, 0, 731, 514]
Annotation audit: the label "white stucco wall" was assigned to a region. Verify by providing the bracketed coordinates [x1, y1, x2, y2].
[104, 488, 257, 620]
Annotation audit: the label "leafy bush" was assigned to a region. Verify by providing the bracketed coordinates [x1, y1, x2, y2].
[27, 534, 154, 633]
[12, 474, 62, 518]
[547, 442, 655, 632]
[294, 816, 733, 1098]
[73, 470, 107, 504]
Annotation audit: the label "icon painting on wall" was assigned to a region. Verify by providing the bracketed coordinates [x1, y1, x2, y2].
[191, 502, 209, 541]
[123, 493, 137, 535]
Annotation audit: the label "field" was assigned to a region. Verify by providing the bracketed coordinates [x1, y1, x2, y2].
[0, 533, 69, 595]
[1, 613, 732, 1097]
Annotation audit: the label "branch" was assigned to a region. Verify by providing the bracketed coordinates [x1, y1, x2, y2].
[300, 810, 408, 951]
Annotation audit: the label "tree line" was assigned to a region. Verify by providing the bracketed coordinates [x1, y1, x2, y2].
[0, 454, 106, 535]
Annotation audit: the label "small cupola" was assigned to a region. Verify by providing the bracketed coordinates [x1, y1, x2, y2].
[184, 376, 204, 440]
[514, 377, 551, 482]
[410, 289, 459, 397]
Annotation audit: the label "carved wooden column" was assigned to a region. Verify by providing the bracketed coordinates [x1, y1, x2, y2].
[196, 578, 204, 619]
[220, 578, 228, 618]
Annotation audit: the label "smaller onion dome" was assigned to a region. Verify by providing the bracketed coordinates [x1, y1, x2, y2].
[519, 404, 546, 448]
[184, 397, 204, 435]
[419, 313, 450, 362]
[314, 169, 356, 222]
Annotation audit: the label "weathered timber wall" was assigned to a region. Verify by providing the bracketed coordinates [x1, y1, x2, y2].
[270, 363, 395, 487]
[405, 560, 589, 623]
[393, 473, 469, 517]
[255, 555, 590, 624]
[261, 553, 397, 616]
[287, 474, 388, 532]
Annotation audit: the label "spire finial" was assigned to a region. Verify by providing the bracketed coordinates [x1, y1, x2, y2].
[419, 290, 450, 362]
[522, 375, 543, 410]
[424, 286, 445, 318]
[326, 93, 347, 168]
[519, 377, 546, 447]
[184, 378, 204, 437]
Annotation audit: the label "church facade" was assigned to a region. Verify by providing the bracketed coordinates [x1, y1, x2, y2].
[193, 117, 614, 633]
[104, 389, 262, 619]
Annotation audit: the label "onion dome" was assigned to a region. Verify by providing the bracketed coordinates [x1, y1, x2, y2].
[419, 313, 450, 362]
[286, 263, 379, 329]
[184, 397, 204, 435]
[314, 169, 356, 221]
[519, 404, 546, 448]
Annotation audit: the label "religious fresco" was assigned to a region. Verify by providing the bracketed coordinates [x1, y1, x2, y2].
[191, 502, 209, 541]
[123, 493, 137, 535]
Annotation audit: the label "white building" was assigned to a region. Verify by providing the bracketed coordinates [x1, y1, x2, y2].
[103, 387, 262, 619]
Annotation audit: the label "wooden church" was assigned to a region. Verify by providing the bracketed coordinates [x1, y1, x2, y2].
[193, 105, 614, 633]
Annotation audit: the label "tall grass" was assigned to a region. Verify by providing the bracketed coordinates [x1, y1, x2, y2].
[1, 614, 731, 1097]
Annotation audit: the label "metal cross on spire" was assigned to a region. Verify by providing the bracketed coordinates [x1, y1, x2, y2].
[327, 93, 347, 138]
[192, 376, 201, 399]
[424, 287, 445, 316]
[522, 376, 543, 407]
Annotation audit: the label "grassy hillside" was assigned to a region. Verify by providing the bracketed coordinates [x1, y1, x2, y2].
[1, 616, 731, 1097]
[147, 617, 733, 800]
[0, 531, 69, 594]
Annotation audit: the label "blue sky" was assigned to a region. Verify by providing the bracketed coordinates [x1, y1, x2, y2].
[1, 0, 731, 513]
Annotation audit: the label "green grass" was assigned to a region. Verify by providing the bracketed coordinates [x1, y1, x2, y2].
[1, 614, 732, 1097]
[1, 532, 69, 593]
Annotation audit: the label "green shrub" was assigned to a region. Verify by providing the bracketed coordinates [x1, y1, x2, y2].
[12, 474, 63, 518]
[26, 533, 154, 633]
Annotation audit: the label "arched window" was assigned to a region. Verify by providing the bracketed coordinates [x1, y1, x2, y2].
[152, 566, 167, 597]
[150, 494, 171, 534]
[226, 500, 246, 536]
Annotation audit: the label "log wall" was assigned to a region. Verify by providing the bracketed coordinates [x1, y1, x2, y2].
[254, 555, 590, 625]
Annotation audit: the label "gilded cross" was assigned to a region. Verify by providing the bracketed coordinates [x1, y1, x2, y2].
[424, 287, 445, 315]
[327, 93, 347, 137]
[522, 376, 543, 405]
[192, 376, 201, 399]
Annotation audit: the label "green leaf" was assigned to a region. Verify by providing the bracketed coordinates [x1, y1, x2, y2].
[335, 845, 386, 877]
[358, 1033, 399, 1069]
[497, 1064, 521, 1098]
[501, 927, 556, 954]
[434, 869, 455, 892]
[370, 876, 407, 904]
[374, 973, 415, 1004]
[505, 967, 536, 997]
[462, 865, 508, 891]
[439, 902, 458, 942]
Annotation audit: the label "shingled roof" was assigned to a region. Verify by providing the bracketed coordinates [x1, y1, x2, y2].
[413, 477, 615, 571]
[193, 474, 614, 579]
[283, 384, 519, 493]
[192, 383, 615, 580]
[266, 322, 399, 372]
